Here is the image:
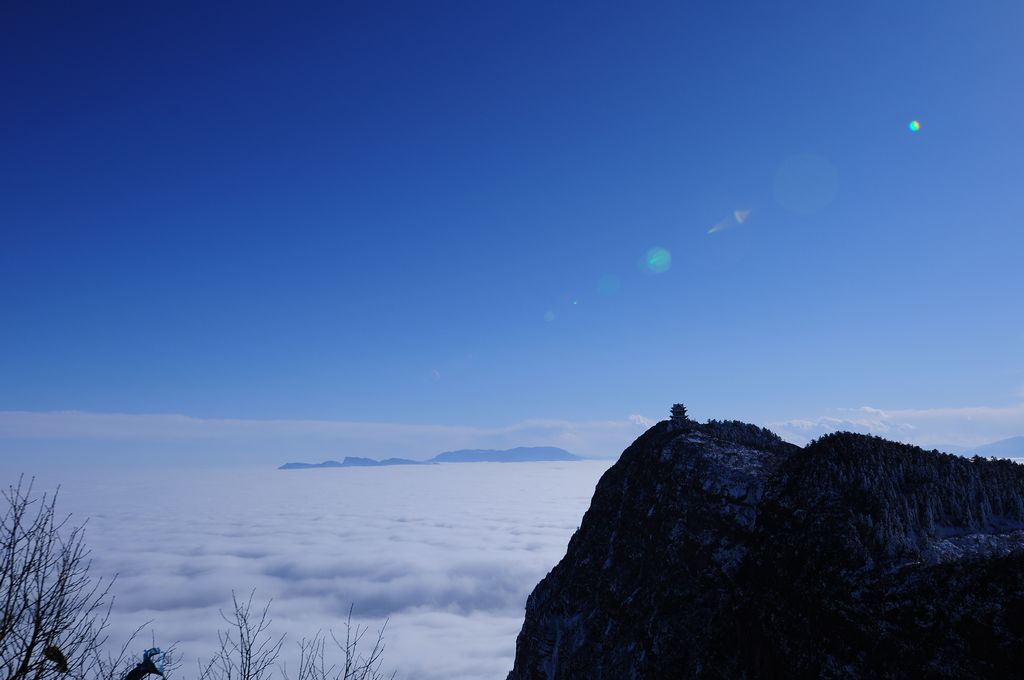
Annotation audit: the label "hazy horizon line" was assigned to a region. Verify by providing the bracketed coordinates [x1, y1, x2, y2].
[1, 402, 1022, 469]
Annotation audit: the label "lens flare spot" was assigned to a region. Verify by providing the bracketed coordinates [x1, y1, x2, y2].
[709, 209, 752, 234]
[543, 310, 556, 322]
[645, 247, 672, 274]
[909, 120, 921, 132]
[708, 217, 730, 234]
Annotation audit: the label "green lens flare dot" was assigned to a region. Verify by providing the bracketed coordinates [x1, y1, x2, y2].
[645, 247, 672, 274]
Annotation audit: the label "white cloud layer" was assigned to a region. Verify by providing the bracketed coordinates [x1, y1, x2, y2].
[7, 461, 615, 680]
[769, 403, 1024, 449]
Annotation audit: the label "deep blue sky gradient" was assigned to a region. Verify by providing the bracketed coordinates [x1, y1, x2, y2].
[3, 1, 1023, 428]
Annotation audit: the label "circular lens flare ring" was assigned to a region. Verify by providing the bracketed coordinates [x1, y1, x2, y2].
[645, 247, 672, 274]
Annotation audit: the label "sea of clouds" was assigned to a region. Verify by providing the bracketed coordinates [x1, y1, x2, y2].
[5, 460, 615, 680]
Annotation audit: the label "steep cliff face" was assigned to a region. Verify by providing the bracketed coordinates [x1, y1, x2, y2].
[507, 419, 1024, 680]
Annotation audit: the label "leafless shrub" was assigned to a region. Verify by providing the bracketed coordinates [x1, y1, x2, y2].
[288, 606, 395, 680]
[200, 594, 394, 680]
[0, 476, 114, 680]
[198, 591, 285, 680]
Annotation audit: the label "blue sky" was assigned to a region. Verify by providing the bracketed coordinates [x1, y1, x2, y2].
[2, 2, 1023, 461]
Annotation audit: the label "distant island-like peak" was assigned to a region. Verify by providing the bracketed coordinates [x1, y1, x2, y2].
[279, 446, 581, 470]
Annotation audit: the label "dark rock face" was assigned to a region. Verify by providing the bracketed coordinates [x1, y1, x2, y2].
[507, 420, 1024, 679]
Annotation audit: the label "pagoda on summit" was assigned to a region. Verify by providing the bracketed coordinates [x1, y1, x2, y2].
[669, 403, 693, 431]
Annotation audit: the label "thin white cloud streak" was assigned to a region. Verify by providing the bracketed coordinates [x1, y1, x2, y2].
[0, 411, 652, 462]
[769, 403, 1024, 449]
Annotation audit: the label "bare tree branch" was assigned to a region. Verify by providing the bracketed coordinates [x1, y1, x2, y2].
[0, 476, 114, 680]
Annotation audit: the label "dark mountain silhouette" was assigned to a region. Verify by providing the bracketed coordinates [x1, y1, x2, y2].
[508, 411, 1024, 679]
[278, 457, 419, 469]
[278, 460, 345, 470]
[278, 446, 579, 470]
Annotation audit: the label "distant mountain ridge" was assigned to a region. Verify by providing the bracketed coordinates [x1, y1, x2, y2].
[968, 436, 1024, 459]
[431, 446, 580, 463]
[279, 446, 580, 470]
